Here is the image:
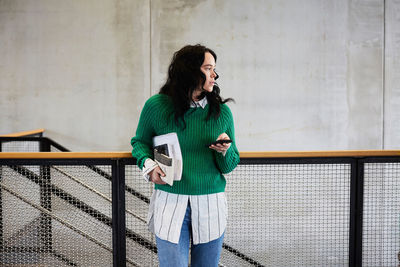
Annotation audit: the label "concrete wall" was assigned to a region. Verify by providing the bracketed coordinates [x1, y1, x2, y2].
[384, 0, 400, 148]
[0, 0, 399, 152]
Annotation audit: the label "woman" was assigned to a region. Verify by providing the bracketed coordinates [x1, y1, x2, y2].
[131, 44, 240, 266]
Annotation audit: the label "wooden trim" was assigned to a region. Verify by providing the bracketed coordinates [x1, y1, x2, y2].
[0, 128, 45, 137]
[239, 150, 400, 158]
[0, 150, 400, 159]
[0, 152, 132, 159]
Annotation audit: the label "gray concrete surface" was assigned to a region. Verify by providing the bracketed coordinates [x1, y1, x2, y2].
[0, 0, 399, 152]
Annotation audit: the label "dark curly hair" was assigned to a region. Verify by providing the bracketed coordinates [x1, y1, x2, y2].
[159, 44, 233, 128]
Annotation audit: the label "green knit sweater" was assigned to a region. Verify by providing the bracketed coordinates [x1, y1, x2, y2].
[131, 94, 240, 195]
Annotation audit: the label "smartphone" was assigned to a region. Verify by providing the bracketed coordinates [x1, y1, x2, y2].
[206, 139, 232, 147]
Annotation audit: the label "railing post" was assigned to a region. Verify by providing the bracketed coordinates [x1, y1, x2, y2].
[39, 139, 52, 253]
[349, 159, 364, 267]
[112, 159, 126, 267]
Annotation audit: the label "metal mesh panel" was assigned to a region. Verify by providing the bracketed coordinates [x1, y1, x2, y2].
[125, 165, 158, 267]
[0, 164, 113, 267]
[363, 162, 400, 267]
[50, 145, 63, 152]
[1, 141, 40, 152]
[2, 156, 398, 266]
[125, 162, 351, 267]
[223, 163, 351, 267]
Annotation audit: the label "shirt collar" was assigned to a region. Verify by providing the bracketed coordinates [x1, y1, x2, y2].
[190, 97, 208, 109]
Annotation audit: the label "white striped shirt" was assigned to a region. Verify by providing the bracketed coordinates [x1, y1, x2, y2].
[147, 190, 228, 244]
[145, 97, 228, 244]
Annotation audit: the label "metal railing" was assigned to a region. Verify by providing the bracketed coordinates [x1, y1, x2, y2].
[0, 137, 399, 266]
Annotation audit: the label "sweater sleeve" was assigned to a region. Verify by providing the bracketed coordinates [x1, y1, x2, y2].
[215, 106, 240, 174]
[131, 98, 156, 169]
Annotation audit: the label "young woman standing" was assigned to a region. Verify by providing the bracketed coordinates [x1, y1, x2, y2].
[131, 44, 239, 266]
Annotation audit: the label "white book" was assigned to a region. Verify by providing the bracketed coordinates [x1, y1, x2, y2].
[152, 133, 182, 186]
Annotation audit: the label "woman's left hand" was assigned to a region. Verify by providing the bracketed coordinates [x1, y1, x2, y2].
[209, 133, 231, 153]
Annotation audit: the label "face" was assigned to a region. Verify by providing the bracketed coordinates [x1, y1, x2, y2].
[199, 52, 217, 93]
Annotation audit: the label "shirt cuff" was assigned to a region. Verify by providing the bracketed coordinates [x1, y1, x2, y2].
[143, 158, 158, 182]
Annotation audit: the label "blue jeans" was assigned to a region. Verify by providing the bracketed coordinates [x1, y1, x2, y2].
[156, 204, 224, 267]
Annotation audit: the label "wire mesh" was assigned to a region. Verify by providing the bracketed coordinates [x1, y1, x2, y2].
[362, 162, 400, 267]
[223, 163, 351, 267]
[125, 165, 158, 267]
[124, 161, 351, 267]
[1, 140, 40, 152]
[50, 145, 63, 152]
[1, 155, 398, 266]
[0, 164, 113, 267]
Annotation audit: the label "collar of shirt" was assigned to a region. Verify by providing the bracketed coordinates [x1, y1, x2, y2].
[190, 97, 208, 109]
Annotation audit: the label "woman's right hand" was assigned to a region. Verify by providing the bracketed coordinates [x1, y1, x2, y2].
[149, 166, 166, 185]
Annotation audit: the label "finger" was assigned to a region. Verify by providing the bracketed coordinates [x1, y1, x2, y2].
[155, 170, 166, 184]
[217, 133, 229, 140]
[210, 146, 224, 153]
[157, 168, 166, 177]
[150, 168, 166, 184]
[152, 175, 166, 185]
